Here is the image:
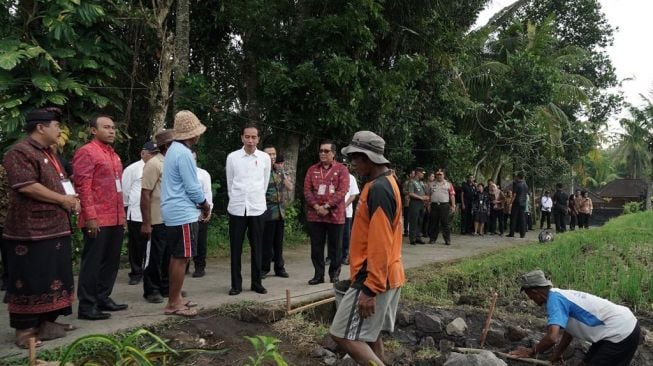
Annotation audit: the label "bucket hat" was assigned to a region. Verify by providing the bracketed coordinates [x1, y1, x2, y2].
[519, 270, 553, 292]
[341, 131, 390, 165]
[173, 110, 206, 140]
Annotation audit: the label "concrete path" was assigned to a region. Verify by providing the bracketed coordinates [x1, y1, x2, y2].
[0, 232, 534, 359]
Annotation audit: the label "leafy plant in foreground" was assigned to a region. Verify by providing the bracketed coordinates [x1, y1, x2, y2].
[243, 335, 288, 366]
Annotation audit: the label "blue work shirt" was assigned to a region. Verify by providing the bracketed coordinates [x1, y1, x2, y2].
[161, 141, 205, 226]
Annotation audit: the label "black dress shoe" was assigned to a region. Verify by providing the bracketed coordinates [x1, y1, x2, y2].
[410, 241, 416, 245]
[251, 284, 267, 294]
[98, 298, 128, 311]
[330, 277, 339, 283]
[79, 308, 111, 320]
[428, 239, 436, 244]
[308, 278, 324, 285]
[275, 270, 289, 278]
[144, 293, 164, 304]
[506, 234, 515, 237]
[192, 269, 205, 278]
[228, 288, 241, 296]
[415, 239, 426, 244]
[445, 242, 451, 246]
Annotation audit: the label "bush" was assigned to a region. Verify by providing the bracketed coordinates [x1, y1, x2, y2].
[623, 201, 642, 215]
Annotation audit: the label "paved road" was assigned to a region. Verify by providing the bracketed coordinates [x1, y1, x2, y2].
[0, 232, 534, 359]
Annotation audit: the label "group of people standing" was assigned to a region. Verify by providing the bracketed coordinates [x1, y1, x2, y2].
[541, 186, 594, 233]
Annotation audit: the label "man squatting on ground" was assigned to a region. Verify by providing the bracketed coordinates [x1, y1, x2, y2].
[330, 131, 405, 366]
[510, 270, 640, 366]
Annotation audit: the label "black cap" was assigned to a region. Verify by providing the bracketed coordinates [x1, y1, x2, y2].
[142, 141, 158, 152]
[415, 167, 425, 173]
[275, 154, 285, 163]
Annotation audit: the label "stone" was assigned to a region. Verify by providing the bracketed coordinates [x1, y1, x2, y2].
[310, 347, 327, 358]
[324, 354, 337, 366]
[415, 311, 443, 334]
[506, 325, 528, 341]
[484, 328, 506, 347]
[420, 336, 436, 349]
[397, 310, 414, 327]
[443, 351, 507, 366]
[340, 355, 358, 366]
[446, 318, 468, 337]
[320, 334, 338, 352]
[439, 339, 456, 353]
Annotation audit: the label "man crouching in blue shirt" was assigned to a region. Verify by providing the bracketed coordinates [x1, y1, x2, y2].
[510, 270, 640, 365]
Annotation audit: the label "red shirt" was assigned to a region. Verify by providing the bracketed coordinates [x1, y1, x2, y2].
[72, 139, 125, 228]
[3, 138, 73, 240]
[303, 161, 349, 224]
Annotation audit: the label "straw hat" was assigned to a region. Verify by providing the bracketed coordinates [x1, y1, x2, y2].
[173, 110, 206, 140]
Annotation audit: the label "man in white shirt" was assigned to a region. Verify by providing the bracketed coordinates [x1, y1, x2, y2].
[226, 124, 271, 295]
[190, 152, 213, 278]
[341, 171, 359, 265]
[122, 141, 158, 285]
[540, 190, 553, 230]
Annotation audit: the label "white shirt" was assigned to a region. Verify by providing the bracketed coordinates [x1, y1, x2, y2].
[345, 174, 360, 218]
[226, 147, 271, 216]
[197, 167, 213, 211]
[541, 196, 553, 212]
[122, 159, 145, 222]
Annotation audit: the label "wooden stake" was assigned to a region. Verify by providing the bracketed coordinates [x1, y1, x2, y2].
[480, 291, 498, 348]
[285, 289, 292, 313]
[28, 337, 37, 366]
[287, 297, 335, 315]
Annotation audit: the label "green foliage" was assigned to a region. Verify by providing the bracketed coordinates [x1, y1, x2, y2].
[623, 202, 642, 215]
[59, 328, 179, 365]
[243, 335, 288, 366]
[403, 211, 653, 310]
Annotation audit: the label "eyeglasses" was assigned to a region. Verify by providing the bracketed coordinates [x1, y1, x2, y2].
[319, 149, 332, 154]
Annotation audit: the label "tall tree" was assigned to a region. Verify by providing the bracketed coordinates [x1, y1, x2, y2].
[173, 0, 190, 112]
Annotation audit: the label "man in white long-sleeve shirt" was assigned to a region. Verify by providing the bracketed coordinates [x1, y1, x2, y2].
[226, 123, 271, 296]
[122, 141, 158, 285]
[189, 152, 213, 278]
[540, 190, 552, 230]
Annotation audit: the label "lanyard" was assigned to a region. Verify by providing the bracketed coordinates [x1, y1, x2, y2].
[319, 164, 334, 181]
[43, 149, 64, 178]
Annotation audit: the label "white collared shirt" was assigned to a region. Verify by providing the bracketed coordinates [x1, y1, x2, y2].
[197, 167, 213, 211]
[122, 159, 145, 222]
[226, 147, 271, 216]
[541, 196, 553, 212]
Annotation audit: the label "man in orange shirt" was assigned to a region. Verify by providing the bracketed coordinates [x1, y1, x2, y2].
[330, 131, 405, 366]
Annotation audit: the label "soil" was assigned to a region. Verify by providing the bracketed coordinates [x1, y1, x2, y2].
[159, 299, 653, 366]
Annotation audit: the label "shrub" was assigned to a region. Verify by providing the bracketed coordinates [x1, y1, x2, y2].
[623, 201, 642, 215]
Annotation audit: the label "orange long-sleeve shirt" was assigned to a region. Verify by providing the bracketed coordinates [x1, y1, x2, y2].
[349, 172, 405, 296]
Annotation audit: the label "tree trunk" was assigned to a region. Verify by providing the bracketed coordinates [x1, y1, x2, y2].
[173, 0, 190, 112]
[146, 0, 175, 133]
[278, 133, 301, 201]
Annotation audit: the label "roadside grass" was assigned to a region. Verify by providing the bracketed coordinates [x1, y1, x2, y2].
[403, 211, 653, 313]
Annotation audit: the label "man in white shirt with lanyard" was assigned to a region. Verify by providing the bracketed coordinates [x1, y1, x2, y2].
[540, 190, 553, 230]
[122, 141, 158, 285]
[226, 123, 271, 296]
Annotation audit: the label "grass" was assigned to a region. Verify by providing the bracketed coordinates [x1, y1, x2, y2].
[402, 211, 653, 313]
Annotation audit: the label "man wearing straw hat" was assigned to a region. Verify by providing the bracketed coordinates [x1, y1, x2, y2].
[330, 131, 405, 366]
[510, 270, 640, 365]
[160, 111, 211, 317]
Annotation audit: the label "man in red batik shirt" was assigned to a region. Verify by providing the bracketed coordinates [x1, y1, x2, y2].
[303, 140, 349, 285]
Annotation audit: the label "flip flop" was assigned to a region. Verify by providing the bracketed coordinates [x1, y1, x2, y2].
[184, 300, 198, 308]
[164, 306, 197, 317]
[38, 321, 67, 341]
[15, 329, 43, 349]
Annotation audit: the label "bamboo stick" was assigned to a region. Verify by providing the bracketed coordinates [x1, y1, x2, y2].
[29, 337, 37, 366]
[285, 289, 292, 313]
[480, 291, 498, 348]
[287, 297, 335, 315]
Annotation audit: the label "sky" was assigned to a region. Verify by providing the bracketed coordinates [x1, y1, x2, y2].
[475, 0, 653, 134]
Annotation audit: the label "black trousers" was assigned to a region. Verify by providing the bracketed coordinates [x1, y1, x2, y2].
[407, 200, 424, 242]
[509, 204, 526, 237]
[540, 211, 551, 229]
[570, 214, 578, 230]
[488, 209, 504, 234]
[143, 224, 170, 297]
[262, 219, 285, 273]
[461, 203, 474, 234]
[127, 220, 147, 281]
[429, 203, 451, 244]
[229, 214, 264, 290]
[0, 228, 7, 288]
[578, 213, 590, 228]
[78, 225, 124, 313]
[192, 221, 209, 270]
[421, 209, 431, 238]
[402, 207, 409, 234]
[554, 208, 567, 233]
[585, 322, 640, 366]
[308, 222, 343, 281]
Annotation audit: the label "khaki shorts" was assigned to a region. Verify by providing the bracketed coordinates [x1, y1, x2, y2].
[329, 287, 401, 342]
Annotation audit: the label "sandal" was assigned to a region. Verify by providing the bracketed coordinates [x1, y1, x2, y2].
[15, 328, 43, 349]
[38, 321, 67, 341]
[164, 306, 197, 317]
[184, 300, 198, 308]
[53, 322, 77, 331]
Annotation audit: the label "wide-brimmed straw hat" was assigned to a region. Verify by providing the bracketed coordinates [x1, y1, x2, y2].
[173, 110, 206, 140]
[154, 129, 175, 146]
[341, 131, 390, 165]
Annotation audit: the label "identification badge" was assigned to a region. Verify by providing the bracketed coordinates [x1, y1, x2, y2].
[318, 184, 327, 195]
[61, 179, 76, 195]
[115, 179, 122, 192]
[329, 184, 335, 194]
